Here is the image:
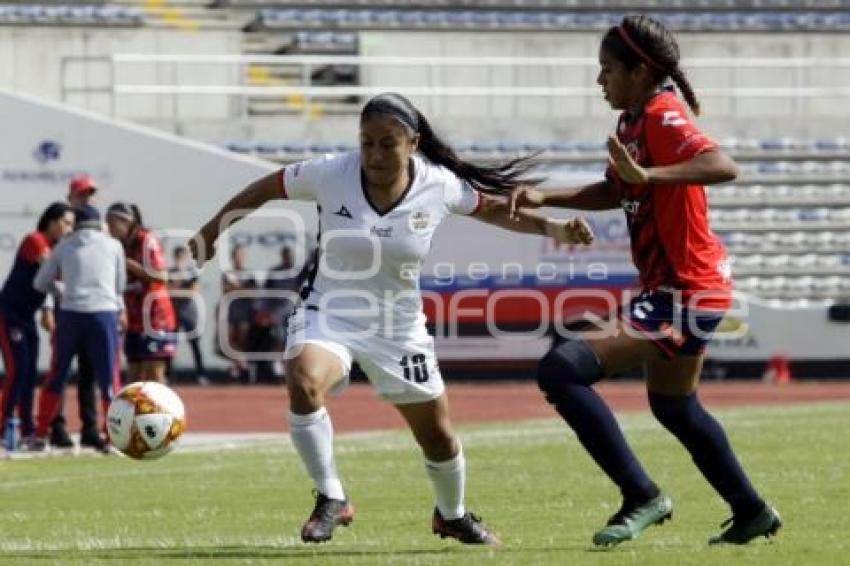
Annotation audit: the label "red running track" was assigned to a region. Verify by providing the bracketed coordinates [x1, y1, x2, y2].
[58, 381, 850, 433]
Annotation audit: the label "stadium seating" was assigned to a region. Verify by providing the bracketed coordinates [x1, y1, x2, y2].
[214, 0, 850, 8]
[225, 137, 850, 161]
[244, 8, 850, 33]
[0, 4, 143, 26]
[222, 136, 850, 302]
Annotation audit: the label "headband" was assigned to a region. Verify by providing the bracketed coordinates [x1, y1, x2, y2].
[362, 93, 419, 132]
[616, 25, 663, 70]
[107, 202, 134, 222]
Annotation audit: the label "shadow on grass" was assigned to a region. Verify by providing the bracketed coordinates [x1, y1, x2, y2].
[1, 542, 596, 561]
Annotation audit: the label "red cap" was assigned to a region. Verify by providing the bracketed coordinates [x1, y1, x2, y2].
[68, 175, 97, 197]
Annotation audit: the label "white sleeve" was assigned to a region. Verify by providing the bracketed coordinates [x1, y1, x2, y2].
[281, 156, 336, 202]
[443, 174, 481, 216]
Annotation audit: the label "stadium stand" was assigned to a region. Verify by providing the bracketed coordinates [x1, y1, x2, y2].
[213, 0, 850, 8]
[0, 3, 143, 26]
[221, 136, 850, 303]
[242, 9, 850, 33]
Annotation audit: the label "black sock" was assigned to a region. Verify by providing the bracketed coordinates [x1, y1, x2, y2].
[552, 382, 659, 503]
[649, 392, 765, 519]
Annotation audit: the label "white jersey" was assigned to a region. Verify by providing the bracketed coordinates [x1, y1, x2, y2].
[280, 151, 480, 336]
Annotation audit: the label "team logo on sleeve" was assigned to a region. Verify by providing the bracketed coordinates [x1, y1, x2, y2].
[661, 110, 687, 127]
[409, 209, 431, 233]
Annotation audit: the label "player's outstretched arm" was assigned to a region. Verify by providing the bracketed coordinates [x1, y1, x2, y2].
[607, 136, 738, 186]
[190, 172, 281, 266]
[126, 259, 168, 285]
[508, 181, 621, 218]
[474, 194, 594, 246]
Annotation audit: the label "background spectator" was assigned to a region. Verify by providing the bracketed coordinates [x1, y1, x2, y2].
[0, 202, 73, 451]
[218, 244, 259, 381]
[106, 202, 176, 383]
[167, 246, 208, 386]
[32, 205, 124, 453]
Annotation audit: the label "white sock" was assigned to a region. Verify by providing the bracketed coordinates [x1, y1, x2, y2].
[288, 407, 345, 501]
[425, 447, 466, 520]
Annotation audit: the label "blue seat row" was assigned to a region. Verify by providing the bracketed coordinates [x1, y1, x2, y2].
[0, 4, 143, 25]
[293, 30, 358, 48]
[226, 138, 850, 157]
[255, 9, 850, 32]
[223, 0, 850, 9]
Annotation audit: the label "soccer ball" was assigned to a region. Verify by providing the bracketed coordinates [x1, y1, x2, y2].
[107, 382, 187, 460]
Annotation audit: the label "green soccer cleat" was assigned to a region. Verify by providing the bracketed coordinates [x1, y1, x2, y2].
[592, 493, 674, 548]
[709, 505, 782, 545]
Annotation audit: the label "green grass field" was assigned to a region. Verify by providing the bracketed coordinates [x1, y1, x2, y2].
[1, 402, 848, 565]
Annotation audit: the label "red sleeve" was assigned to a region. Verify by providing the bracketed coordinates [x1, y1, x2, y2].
[277, 168, 288, 199]
[143, 233, 167, 271]
[644, 101, 716, 166]
[20, 233, 50, 263]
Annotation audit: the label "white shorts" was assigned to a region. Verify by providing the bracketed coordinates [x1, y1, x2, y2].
[284, 306, 445, 405]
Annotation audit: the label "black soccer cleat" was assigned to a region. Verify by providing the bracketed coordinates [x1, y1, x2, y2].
[300, 491, 355, 543]
[49, 426, 74, 449]
[80, 432, 110, 454]
[709, 505, 782, 545]
[432, 508, 501, 545]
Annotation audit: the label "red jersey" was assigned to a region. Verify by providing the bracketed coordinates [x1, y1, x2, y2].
[0, 232, 51, 318]
[607, 89, 732, 311]
[124, 228, 176, 334]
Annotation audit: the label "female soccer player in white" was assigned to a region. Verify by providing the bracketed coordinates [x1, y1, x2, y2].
[191, 93, 593, 545]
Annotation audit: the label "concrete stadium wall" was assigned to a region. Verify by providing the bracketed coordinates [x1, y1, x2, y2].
[185, 30, 848, 146]
[0, 27, 243, 123]
[357, 31, 849, 138]
[0, 26, 844, 144]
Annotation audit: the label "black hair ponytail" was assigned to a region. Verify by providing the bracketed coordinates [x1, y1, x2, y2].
[602, 14, 702, 116]
[130, 204, 144, 228]
[668, 66, 701, 116]
[37, 201, 71, 232]
[362, 93, 540, 195]
[414, 110, 540, 194]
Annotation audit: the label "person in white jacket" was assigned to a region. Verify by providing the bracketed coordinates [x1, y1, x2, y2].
[31, 205, 126, 450]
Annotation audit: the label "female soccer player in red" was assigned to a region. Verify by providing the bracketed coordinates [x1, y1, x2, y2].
[0, 202, 73, 448]
[511, 15, 781, 547]
[106, 202, 177, 383]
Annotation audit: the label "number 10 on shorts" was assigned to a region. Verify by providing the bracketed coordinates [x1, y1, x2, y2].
[399, 354, 429, 383]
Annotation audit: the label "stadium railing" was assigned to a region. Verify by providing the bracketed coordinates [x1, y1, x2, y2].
[60, 53, 850, 122]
